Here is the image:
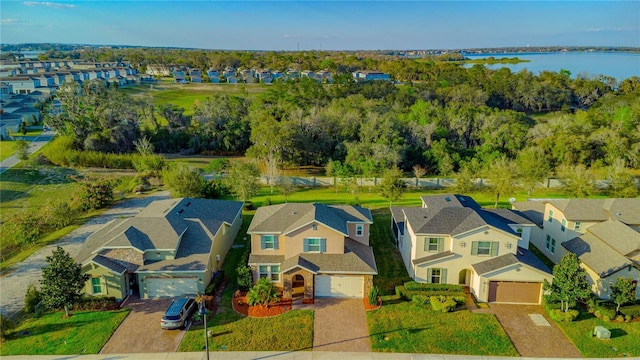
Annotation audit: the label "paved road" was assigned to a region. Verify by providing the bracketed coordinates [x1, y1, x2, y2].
[0, 191, 171, 318]
[0, 130, 56, 174]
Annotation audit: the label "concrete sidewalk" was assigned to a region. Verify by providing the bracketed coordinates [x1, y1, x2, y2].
[0, 129, 56, 174]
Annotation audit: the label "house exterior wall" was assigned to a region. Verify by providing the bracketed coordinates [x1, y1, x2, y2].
[583, 264, 640, 300]
[250, 222, 345, 258]
[207, 208, 243, 273]
[143, 249, 175, 261]
[473, 263, 552, 303]
[81, 263, 127, 300]
[347, 222, 370, 245]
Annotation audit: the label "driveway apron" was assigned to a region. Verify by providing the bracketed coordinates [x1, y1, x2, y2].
[312, 298, 371, 352]
[100, 297, 185, 354]
[476, 303, 582, 358]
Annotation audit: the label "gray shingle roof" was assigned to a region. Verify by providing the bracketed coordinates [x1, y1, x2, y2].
[90, 255, 127, 274]
[78, 198, 242, 273]
[412, 251, 455, 265]
[511, 201, 546, 227]
[472, 247, 551, 275]
[603, 199, 640, 225]
[248, 203, 372, 236]
[563, 233, 632, 278]
[587, 220, 640, 256]
[249, 239, 377, 275]
[547, 199, 609, 221]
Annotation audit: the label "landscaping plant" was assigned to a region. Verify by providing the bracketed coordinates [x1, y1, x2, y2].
[543, 252, 591, 314]
[247, 277, 279, 307]
[368, 286, 379, 306]
[610, 276, 637, 315]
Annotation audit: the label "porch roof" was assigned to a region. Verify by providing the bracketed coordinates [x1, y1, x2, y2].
[472, 247, 551, 276]
[412, 251, 455, 265]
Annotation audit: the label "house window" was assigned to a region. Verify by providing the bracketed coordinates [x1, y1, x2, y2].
[259, 266, 269, 279]
[427, 268, 447, 284]
[270, 266, 280, 282]
[561, 219, 567, 232]
[259, 265, 280, 282]
[548, 209, 554, 222]
[546, 235, 556, 254]
[304, 238, 326, 253]
[471, 241, 499, 256]
[261, 235, 278, 250]
[424, 237, 443, 252]
[574, 221, 581, 231]
[91, 277, 102, 294]
[516, 228, 522, 235]
[356, 224, 364, 236]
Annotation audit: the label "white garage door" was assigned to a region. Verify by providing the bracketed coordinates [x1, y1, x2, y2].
[315, 275, 364, 298]
[146, 277, 198, 298]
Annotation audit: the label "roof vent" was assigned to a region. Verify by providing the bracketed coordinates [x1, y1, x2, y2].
[185, 201, 191, 207]
[616, 212, 622, 216]
[445, 196, 451, 202]
[177, 209, 184, 214]
[292, 211, 297, 215]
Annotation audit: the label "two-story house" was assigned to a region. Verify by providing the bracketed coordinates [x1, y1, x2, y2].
[391, 194, 551, 304]
[247, 203, 377, 301]
[76, 198, 243, 300]
[513, 198, 640, 300]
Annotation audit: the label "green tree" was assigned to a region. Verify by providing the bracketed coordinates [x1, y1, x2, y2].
[163, 166, 206, 198]
[15, 139, 30, 167]
[379, 167, 406, 205]
[557, 164, 595, 198]
[516, 147, 550, 195]
[483, 156, 519, 208]
[71, 176, 115, 211]
[40, 246, 89, 317]
[543, 253, 591, 313]
[610, 276, 636, 315]
[24, 283, 42, 314]
[412, 164, 427, 187]
[453, 164, 476, 194]
[277, 176, 295, 203]
[225, 161, 260, 202]
[236, 265, 254, 292]
[606, 159, 638, 198]
[0, 314, 14, 340]
[246, 277, 279, 307]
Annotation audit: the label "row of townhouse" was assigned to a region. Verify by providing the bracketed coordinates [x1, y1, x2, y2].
[0, 60, 131, 77]
[390, 194, 640, 305]
[167, 66, 335, 84]
[0, 67, 143, 95]
[0, 84, 44, 139]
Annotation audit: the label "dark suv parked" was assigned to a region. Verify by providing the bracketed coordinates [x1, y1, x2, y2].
[160, 297, 196, 330]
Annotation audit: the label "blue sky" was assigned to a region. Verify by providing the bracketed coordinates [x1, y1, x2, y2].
[1, 1, 638, 50]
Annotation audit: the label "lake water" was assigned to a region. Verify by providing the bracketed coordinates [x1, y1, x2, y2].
[463, 52, 640, 82]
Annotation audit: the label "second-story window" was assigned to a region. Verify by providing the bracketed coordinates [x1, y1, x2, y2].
[548, 209, 554, 222]
[561, 219, 567, 232]
[356, 224, 364, 236]
[425, 237, 443, 252]
[261, 235, 278, 250]
[471, 241, 499, 256]
[304, 238, 326, 253]
[574, 221, 581, 231]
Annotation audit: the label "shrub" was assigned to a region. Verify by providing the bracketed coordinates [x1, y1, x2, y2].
[411, 295, 430, 307]
[404, 282, 464, 292]
[71, 176, 116, 211]
[205, 271, 225, 295]
[549, 309, 579, 322]
[624, 314, 633, 322]
[593, 303, 616, 321]
[615, 315, 625, 322]
[429, 296, 457, 313]
[24, 284, 42, 314]
[236, 265, 253, 292]
[621, 304, 640, 318]
[72, 297, 119, 311]
[368, 286, 379, 306]
[0, 314, 14, 340]
[263, 197, 272, 206]
[247, 277, 279, 306]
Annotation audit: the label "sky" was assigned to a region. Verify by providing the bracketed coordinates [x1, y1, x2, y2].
[1, 1, 639, 50]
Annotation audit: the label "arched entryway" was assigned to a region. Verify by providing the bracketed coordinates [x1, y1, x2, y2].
[458, 269, 471, 286]
[292, 274, 305, 297]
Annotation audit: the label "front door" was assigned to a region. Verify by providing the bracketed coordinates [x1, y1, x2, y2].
[292, 274, 305, 297]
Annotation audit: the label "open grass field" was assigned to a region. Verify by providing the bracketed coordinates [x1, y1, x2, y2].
[0, 141, 20, 161]
[0, 309, 129, 356]
[555, 310, 640, 357]
[367, 296, 519, 356]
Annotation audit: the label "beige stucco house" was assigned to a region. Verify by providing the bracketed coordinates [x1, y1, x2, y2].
[247, 203, 377, 301]
[76, 198, 243, 300]
[512, 198, 640, 300]
[391, 194, 552, 304]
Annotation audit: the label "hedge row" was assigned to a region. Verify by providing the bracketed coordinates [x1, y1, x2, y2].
[396, 285, 465, 304]
[403, 281, 464, 292]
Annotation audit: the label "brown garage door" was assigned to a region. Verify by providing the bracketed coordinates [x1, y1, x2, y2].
[488, 281, 541, 304]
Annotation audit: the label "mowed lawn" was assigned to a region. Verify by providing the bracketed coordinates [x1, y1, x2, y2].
[555, 311, 640, 357]
[0, 309, 129, 356]
[367, 298, 518, 356]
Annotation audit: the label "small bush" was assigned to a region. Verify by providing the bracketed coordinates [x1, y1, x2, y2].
[404, 282, 464, 292]
[593, 303, 616, 321]
[236, 265, 253, 292]
[263, 197, 272, 206]
[72, 297, 119, 311]
[243, 201, 256, 211]
[621, 304, 640, 317]
[368, 286, 379, 306]
[624, 314, 633, 322]
[24, 284, 42, 314]
[429, 296, 457, 313]
[205, 271, 225, 295]
[0, 314, 14, 340]
[411, 295, 430, 307]
[549, 309, 579, 322]
[615, 314, 625, 322]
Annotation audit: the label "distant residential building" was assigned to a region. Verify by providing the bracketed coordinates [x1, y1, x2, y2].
[207, 69, 220, 83]
[352, 70, 391, 82]
[173, 70, 187, 83]
[189, 69, 202, 83]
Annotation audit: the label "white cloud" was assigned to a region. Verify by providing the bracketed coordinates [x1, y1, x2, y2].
[1, 18, 21, 24]
[23, 1, 76, 9]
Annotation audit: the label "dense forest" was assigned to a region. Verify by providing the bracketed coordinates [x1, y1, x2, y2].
[43, 48, 640, 181]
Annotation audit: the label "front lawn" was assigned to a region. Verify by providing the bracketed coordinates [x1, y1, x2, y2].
[367, 296, 518, 356]
[0, 309, 129, 355]
[555, 311, 640, 357]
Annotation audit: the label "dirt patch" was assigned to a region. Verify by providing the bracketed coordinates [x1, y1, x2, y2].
[232, 292, 292, 318]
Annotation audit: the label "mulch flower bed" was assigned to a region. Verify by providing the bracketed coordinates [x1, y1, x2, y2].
[364, 296, 382, 311]
[232, 292, 293, 318]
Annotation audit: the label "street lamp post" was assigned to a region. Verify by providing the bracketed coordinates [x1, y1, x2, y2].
[197, 296, 209, 360]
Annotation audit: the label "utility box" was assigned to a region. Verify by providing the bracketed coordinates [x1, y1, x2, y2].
[593, 326, 611, 339]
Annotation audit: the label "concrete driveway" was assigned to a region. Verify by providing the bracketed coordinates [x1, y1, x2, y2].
[100, 297, 187, 354]
[311, 298, 371, 352]
[475, 304, 582, 358]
